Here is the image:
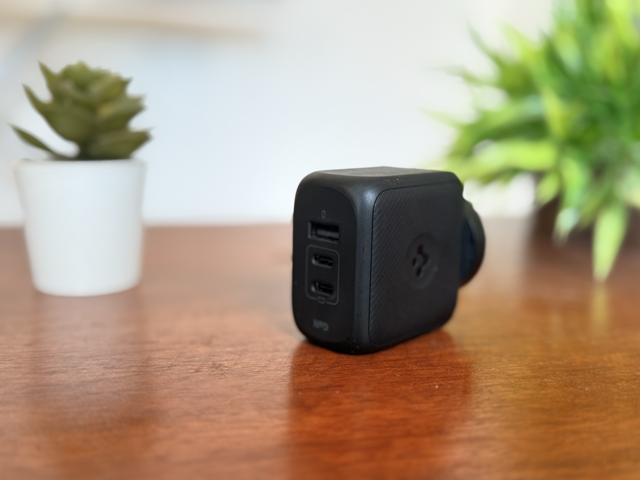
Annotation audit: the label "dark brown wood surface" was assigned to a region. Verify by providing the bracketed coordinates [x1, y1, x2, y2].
[1, 220, 640, 480]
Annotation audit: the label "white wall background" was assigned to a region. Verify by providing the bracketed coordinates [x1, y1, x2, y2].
[0, 0, 552, 225]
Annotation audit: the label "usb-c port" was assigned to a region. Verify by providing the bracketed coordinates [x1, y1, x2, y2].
[312, 254, 334, 268]
[312, 281, 334, 296]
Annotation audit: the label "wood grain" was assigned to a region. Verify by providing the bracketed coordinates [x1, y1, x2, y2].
[1, 221, 639, 480]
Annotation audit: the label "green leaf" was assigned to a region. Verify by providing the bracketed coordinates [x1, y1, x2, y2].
[447, 139, 557, 182]
[39, 62, 59, 91]
[536, 171, 561, 205]
[579, 173, 615, 225]
[61, 61, 106, 89]
[541, 88, 568, 139]
[551, 29, 582, 75]
[450, 96, 546, 156]
[23, 85, 48, 117]
[469, 28, 507, 70]
[10, 125, 69, 158]
[607, 0, 640, 48]
[487, 139, 556, 169]
[85, 130, 150, 159]
[23, 85, 94, 142]
[423, 109, 461, 127]
[558, 152, 590, 209]
[40, 103, 95, 143]
[553, 152, 591, 240]
[502, 24, 536, 64]
[52, 79, 101, 109]
[89, 75, 130, 103]
[554, 207, 580, 242]
[96, 96, 145, 133]
[440, 66, 491, 87]
[593, 201, 628, 281]
[621, 168, 640, 210]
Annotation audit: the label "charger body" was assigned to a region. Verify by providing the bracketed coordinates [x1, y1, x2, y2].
[292, 167, 467, 354]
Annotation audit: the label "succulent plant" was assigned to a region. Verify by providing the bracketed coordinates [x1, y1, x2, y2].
[436, 0, 640, 280]
[12, 61, 150, 160]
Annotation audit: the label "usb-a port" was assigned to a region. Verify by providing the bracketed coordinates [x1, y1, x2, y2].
[309, 221, 339, 243]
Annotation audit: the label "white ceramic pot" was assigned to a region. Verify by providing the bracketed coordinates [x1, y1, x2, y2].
[14, 159, 146, 296]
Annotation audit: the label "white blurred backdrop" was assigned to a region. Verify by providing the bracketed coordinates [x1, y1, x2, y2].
[0, 0, 552, 225]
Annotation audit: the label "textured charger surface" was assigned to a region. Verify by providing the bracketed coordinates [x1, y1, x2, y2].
[369, 183, 463, 347]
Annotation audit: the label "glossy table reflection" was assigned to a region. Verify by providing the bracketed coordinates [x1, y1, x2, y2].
[1, 221, 639, 479]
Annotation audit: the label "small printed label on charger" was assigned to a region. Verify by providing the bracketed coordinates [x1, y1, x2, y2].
[313, 319, 329, 331]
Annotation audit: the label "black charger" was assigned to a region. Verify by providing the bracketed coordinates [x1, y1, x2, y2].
[291, 167, 484, 354]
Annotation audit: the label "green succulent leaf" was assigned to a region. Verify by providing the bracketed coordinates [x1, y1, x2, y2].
[41, 103, 95, 143]
[89, 75, 130, 103]
[39, 62, 59, 91]
[61, 61, 106, 89]
[15, 61, 149, 160]
[53, 79, 101, 109]
[97, 96, 144, 133]
[23, 85, 48, 117]
[10, 125, 70, 159]
[86, 130, 150, 159]
[593, 201, 628, 280]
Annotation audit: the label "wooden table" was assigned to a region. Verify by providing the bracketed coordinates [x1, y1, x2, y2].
[1, 220, 639, 479]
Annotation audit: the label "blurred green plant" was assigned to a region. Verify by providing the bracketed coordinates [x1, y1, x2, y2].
[438, 0, 640, 280]
[12, 61, 150, 160]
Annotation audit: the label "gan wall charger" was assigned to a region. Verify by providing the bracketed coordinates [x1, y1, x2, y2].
[291, 167, 485, 354]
